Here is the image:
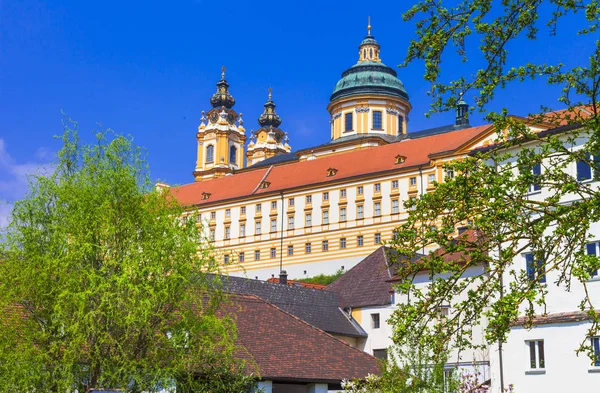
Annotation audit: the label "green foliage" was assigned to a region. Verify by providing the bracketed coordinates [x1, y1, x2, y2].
[0, 121, 256, 392]
[296, 268, 345, 286]
[389, 0, 600, 375]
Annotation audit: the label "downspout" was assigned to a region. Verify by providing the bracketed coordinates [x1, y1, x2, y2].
[419, 165, 425, 256]
[280, 191, 284, 274]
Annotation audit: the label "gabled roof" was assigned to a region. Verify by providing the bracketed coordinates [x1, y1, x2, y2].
[214, 275, 366, 338]
[327, 247, 421, 308]
[229, 294, 379, 382]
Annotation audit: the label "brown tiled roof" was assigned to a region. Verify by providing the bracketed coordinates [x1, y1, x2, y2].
[228, 294, 379, 382]
[327, 247, 399, 308]
[170, 125, 491, 207]
[511, 310, 600, 327]
[266, 277, 328, 290]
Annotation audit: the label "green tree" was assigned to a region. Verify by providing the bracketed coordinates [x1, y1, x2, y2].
[389, 0, 600, 378]
[0, 121, 255, 392]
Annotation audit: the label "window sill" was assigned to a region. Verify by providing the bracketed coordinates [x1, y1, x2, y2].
[525, 369, 546, 375]
[588, 367, 600, 373]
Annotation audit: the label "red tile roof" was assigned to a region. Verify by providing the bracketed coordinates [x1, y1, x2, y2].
[228, 294, 379, 382]
[170, 125, 492, 207]
[265, 277, 328, 290]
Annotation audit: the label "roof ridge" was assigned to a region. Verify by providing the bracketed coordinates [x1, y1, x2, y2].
[235, 292, 378, 360]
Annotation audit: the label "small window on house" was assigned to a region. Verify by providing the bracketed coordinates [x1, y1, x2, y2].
[255, 221, 261, 235]
[375, 233, 381, 244]
[374, 202, 381, 216]
[577, 152, 600, 181]
[345, 112, 353, 132]
[529, 162, 542, 192]
[288, 216, 295, 230]
[340, 189, 347, 198]
[196, 213, 202, 223]
[526, 340, 545, 369]
[409, 177, 417, 186]
[525, 253, 546, 283]
[340, 238, 347, 249]
[305, 243, 312, 254]
[323, 210, 329, 225]
[254, 250, 260, 260]
[323, 192, 329, 201]
[357, 205, 364, 219]
[239, 252, 245, 263]
[357, 186, 364, 195]
[357, 235, 364, 246]
[271, 201, 277, 210]
[210, 211, 216, 220]
[327, 168, 338, 177]
[289, 198, 295, 207]
[306, 195, 312, 204]
[371, 313, 380, 329]
[392, 180, 399, 189]
[395, 155, 406, 164]
[392, 199, 399, 214]
[229, 145, 237, 164]
[225, 226, 230, 239]
[340, 207, 347, 222]
[260, 181, 271, 189]
[270, 248, 276, 258]
[240, 223, 246, 237]
[240, 206, 246, 215]
[446, 168, 454, 179]
[209, 228, 215, 242]
[256, 204, 262, 213]
[322, 240, 329, 251]
[586, 242, 599, 278]
[206, 145, 215, 163]
[374, 183, 381, 192]
[287, 245, 294, 256]
[305, 213, 312, 227]
[224, 254, 229, 264]
[398, 115, 404, 134]
[428, 174, 435, 184]
[225, 209, 231, 217]
[373, 111, 383, 129]
[591, 337, 600, 367]
[202, 192, 211, 200]
[270, 219, 277, 233]
[373, 349, 387, 360]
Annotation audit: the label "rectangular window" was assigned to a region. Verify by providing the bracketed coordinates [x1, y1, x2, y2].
[340, 207, 347, 222]
[525, 253, 546, 283]
[446, 168, 454, 179]
[374, 183, 381, 192]
[345, 112, 353, 132]
[270, 248, 276, 258]
[240, 223, 246, 237]
[392, 180, 399, 189]
[306, 195, 312, 204]
[305, 213, 312, 227]
[255, 221, 261, 235]
[240, 206, 246, 215]
[340, 189, 347, 198]
[224, 254, 229, 264]
[592, 337, 600, 367]
[289, 198, 295, 207]
[305, 243, 312, 254]
[371, 313, 380, 329]
[374, 202, 381, 216]
[254, 250, 260, 260]
[357, 235, 364, 246]
[357, 186, 364, 195]
[372, 111, 383, 129]
[210, 211, 216, 220]
[577, 152, 600, 181]
[225, 209, 231, 217]
[409, 177, 417, 186]
[323, 192, 329, 201]
[271, 201, 277, 210]
[527, 340, 545, 369]
[392, 199, 399, 214]
[428, 174, 435, 184]
[288, 245, 294, 256]
[322, 240, 329, 251]
[323, 210, 329, 225]
[530, 163, 542, 192]
[357, 205, 364, 219]
[373, 349, 387, 360]
[271, 219, 277, 233]
[209, 228, 215, 242]
[398, 115, 404, 134]
[196, 213, 202, 223]
[288, 216, 294, 230]
[239, 252, 245, 263]
[225, 226, 230, 240]
[586, 242, 599, 278]
[256, 204, 262, 213]
[375, 233, 381, 244]
[340, 238, 347, 249]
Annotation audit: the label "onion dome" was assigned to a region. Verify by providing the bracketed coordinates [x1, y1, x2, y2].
[210, 66, 236, 109]
[330, 23, 409, 102]
[258, 88, 282, 128]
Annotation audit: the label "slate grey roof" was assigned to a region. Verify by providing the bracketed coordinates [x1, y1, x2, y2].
[248, 152, 298, 168]
[406, 122, 470, 139]
[327, 247, 423, 309]
[212, 274, 367, 338]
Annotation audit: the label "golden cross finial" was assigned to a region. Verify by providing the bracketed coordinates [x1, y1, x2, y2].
[368, 16, 371, 35]
[268, 87, 272, 100]
[221, 66, 226, 79]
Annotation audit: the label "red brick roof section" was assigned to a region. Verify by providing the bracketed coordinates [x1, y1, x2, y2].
[228, 294, 379, 383]
[170, 125, 491, 207]
[327, 247, 394, 309]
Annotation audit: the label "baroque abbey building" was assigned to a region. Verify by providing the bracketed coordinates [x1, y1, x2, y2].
[169, 27, 498, 280]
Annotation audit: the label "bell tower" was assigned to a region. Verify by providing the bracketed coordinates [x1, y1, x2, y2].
[193, 67, 247, 181]
[246, 89, 291, 166]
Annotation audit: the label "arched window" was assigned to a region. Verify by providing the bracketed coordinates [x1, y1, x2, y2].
[229, 145, 237, 164]
[363, 49, 366, 59]
[369, 48, 373, 58]
[206, 145, 214, 163]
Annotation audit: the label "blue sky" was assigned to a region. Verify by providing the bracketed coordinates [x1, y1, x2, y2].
[0, 0, 595, 223]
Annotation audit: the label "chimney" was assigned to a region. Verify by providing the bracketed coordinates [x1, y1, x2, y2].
[279, 270, 288, 285]
[455, 99, 469, 127]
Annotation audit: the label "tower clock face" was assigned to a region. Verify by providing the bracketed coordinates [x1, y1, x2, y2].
[209, 112, 218, 123]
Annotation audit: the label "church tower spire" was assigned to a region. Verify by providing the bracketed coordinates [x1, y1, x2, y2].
[193, 67, 246, 181]
[246, 88, 291, 166]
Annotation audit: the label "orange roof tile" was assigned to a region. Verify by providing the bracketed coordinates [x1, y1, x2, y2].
[170, 125, 492, 207]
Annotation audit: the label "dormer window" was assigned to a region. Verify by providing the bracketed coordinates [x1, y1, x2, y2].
[201, 192, 211, 200]
[395, 154, 407, 164]
[260, 181, 271, 189]
[327, 168, 338, 177]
